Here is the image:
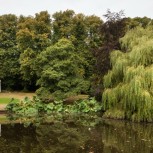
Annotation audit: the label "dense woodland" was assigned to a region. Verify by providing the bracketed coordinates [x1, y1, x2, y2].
[1, 9, 153, 121]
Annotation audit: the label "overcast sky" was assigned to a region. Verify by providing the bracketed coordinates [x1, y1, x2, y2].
[0, 0, 153, 20]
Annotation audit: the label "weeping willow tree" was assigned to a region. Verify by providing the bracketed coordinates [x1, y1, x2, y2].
[102, 26, 153, 122]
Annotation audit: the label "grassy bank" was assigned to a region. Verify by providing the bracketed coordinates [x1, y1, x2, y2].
[0, 92, 35, 100]
[0, 92, 35, 110]
[0, 98, 19, 104]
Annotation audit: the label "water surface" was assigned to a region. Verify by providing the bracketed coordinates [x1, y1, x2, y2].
[0, 119, 153, 153]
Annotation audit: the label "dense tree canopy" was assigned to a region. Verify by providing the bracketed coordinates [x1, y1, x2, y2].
[1, 9, 153, 122]
[36, 38, 90, 99]
[92, 10, 129, 100]
[17, 11, 52, 90]
[103, 26, 153, 122]
[51, 10, 103, 82]
[0, 14, 21, 89]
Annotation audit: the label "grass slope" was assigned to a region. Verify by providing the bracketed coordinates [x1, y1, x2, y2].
[0, 98, 19, 104]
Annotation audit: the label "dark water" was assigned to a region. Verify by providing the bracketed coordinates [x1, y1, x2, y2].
[0, 119, 153, 153]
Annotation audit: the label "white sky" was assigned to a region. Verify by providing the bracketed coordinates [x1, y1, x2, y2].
[0, 0, 153, 20]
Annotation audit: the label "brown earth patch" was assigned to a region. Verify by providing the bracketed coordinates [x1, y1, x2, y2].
[0, 92, 35, 100]
[0, 104, 7, 110]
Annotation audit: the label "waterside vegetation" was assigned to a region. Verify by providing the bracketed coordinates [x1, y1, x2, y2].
[1, 9, 153, 122]
[103, 26, 153, 122]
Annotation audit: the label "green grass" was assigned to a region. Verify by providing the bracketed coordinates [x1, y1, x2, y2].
[0, 115, 7, 121]
[0, 98, 19, 104]
[0, 115, 13, 124]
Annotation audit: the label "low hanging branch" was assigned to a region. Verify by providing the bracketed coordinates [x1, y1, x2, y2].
[102, 26, 153, 122]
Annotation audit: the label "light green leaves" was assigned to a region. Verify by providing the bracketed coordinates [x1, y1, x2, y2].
[103, 26, 153, 122]
[36, 38, 90, 99]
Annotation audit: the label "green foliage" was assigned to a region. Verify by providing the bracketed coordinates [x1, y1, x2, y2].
[6, 97, 43, 118]
[43, 100, 64, 114]
[6, 96, 102, 121]
[0, 10, 102, 93]
[0, 14, 22, 89]
[17, 11, 52, 89]
[103, 108, 125, 119]
[52, 10, 75, 43]
[126, 16, 153, 29]
[51, 10, 102, 85]
[36, 38, 90, 99]
[44, 97, 102, 115]
[103, 26, 153, 122]
[0, 47, 21, 89]
[64, 97, 102, 114]
[17, 11, 51, 51]
[52, 9, 102, 48]
[0, 14, 17, 49]
[19, 48, 37, 82]
[36, 87, 52, 101]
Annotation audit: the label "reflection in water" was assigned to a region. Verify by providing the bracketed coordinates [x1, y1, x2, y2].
[101, 120, 153, 153]
[0, 124, 1, 136]
[0, 119, 153, 153]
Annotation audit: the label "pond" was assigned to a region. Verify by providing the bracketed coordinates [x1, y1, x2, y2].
[0, 117, 153, 153]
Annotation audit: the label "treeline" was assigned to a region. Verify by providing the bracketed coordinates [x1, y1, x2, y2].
[0, 9, 153, 100]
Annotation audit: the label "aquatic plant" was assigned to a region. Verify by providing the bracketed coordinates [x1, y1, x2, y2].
[6, 96, 102, 125]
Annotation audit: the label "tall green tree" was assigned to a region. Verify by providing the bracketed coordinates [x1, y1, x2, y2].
[103, 26, 153, 122]
[0, 14, 21, 89]
[17, 11, 52, 90]
[36, 38, 90, 99]
[52, 10, 75, 43]
[85, 15, 103, 48]
[52, 10, 103, 92]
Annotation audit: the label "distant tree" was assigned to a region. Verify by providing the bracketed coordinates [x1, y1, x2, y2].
[52, 10, 103, 49]
[85, 15, 103, 48]
[19, 48, 37, 88]
[0, 14, 17, 49]
[17, 11, 52, 90]
[52, 10, 103, 94]
[126, 16, 153, 29]
[17, 11, 51, 51]
[0, 14, 21, 90]
[51, 10, 75, 43]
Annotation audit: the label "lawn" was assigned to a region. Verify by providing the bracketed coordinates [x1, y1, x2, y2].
[0, 98, 19, 104]
[0, 92, 35, 102]
[0, 92, 35, 109]
[0, 115, 8, 122]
